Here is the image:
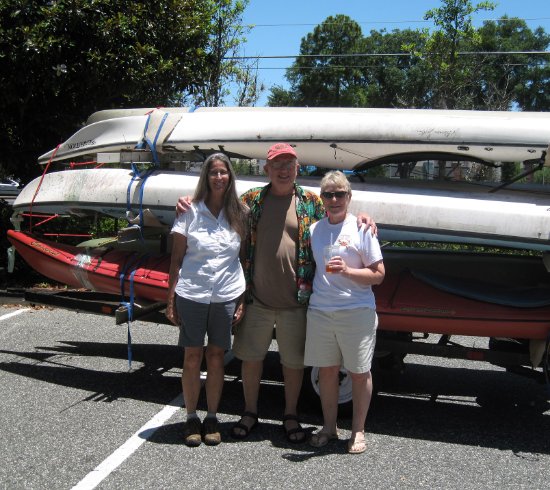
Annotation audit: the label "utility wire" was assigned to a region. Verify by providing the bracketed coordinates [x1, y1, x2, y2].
[244, 17, 550, 28]
[225, 51, 550, 61]
[254, 61, 549, 70]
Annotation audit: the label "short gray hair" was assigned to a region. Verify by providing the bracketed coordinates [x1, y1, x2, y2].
[320, 170, 351, 193]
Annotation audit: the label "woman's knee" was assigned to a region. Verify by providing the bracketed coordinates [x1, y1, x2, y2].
[205, 345, 225, 366]
[184, 347, 203, 369]
[319, 365, 341, 380]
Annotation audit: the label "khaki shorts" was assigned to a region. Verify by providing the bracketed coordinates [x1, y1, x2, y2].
[232, 301, 307, 369]
[304, 307, 378, 373]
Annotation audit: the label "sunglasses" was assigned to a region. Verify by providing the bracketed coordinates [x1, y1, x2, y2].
[321, 191, 348, 199]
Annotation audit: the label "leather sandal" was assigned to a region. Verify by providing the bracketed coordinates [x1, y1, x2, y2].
[347, 433, 367, 454]
[309, 431, 338, 448]
[230, 411, 258, 440]
[282, 414, 306, 444]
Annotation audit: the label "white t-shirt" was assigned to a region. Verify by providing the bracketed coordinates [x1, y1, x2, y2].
[171, 201, 245, 303]
[309, 214, 383, 311]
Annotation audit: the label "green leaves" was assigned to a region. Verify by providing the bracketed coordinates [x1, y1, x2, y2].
[268, 1, 548, 112]
[0, 0, 213, 182]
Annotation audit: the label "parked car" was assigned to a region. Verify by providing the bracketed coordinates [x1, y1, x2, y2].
[0, 177, 20, 196]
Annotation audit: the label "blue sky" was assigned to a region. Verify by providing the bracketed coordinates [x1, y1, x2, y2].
[237, 0, 550, 106]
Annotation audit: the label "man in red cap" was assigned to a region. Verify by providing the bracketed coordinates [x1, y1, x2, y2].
[229, 142, 324, 443]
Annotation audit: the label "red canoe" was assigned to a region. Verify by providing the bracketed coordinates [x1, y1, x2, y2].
[7, 229, 550, 340]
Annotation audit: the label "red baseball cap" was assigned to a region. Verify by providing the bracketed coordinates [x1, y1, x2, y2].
[267, 143, 297, 161]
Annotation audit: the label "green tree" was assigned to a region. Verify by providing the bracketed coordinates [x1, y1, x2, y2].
[0, 0, 213, 183]
[361, 28, 432, 108]
[187, 0, 263, 107]
[421, 0, 496, 109]
[269, 15, 367, 107]
[475, 17, 550, 110]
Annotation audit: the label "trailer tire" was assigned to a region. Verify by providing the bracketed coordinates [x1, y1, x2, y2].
[302, 366, 353, 415]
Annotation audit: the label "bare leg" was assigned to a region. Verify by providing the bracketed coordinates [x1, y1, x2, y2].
[182, 346, 204, 414]
[348, 370, 372, 452]
[242, 359, 263, 413]
[204, 344, 226, 414]
[232, 359, 263, 437]
[282, 365, 306, 442]
[282, 365, 304, 416]
[318, 365, 340, 435]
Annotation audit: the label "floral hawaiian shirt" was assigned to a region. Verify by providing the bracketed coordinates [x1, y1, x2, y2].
[240, 183, 325, 305]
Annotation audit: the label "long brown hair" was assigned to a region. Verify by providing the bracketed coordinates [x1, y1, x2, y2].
[193, 153, 248, 239]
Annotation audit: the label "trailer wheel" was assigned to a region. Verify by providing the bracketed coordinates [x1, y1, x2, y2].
[303, 366, 353, 414]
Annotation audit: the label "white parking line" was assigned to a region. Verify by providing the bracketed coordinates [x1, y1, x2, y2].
[0, 308, 31, 321]
[71, 393, 183, 490]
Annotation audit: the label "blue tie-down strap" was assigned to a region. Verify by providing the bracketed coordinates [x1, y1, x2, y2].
[126, 165, 155, 240]
[119, 254, 149, 369]
[134, 111, 169, 165]
[136, 167, 155, 232]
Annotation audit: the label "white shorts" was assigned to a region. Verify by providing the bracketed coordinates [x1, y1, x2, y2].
[305, 307, 377, 373]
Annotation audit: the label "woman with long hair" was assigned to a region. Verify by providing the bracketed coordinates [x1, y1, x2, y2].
[166, 153, 248, 447]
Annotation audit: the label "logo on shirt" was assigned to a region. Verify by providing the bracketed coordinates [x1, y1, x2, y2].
[337, 235, 351, 247]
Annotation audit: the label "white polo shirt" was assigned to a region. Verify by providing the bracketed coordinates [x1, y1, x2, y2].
[171, 201, 245, 303]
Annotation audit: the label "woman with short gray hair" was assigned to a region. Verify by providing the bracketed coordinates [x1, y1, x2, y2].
[305, 170, 385, 454]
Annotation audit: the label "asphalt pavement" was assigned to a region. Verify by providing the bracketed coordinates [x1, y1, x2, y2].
[0, 302, 549, 489]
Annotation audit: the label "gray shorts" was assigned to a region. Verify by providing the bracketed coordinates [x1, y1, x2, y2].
[175, 295, 237, 350]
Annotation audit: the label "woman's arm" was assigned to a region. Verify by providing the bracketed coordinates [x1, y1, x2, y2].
[339, 259, 385, 287]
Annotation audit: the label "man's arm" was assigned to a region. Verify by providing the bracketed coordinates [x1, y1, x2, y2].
[356, 213, 378, 236]
[176, 196, 192, 215]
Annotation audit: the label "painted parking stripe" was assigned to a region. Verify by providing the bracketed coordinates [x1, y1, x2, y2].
[71, 393, 183, 490]
[0, 308, 31, 321]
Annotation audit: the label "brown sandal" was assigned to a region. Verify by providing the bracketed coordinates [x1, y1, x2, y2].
[309, 431, 338, 448]
[230, 411, 258, 440]
[282, 414, 306, 444]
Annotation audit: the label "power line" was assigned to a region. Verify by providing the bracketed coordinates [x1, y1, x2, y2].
[244, 17, 550, 28]
[254, 61, 549, 70]
[225, 51, 550, 61]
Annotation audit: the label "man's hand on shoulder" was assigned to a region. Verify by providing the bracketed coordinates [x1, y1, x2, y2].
[176, 196, 192, 216]
[356, 213, 378, 236]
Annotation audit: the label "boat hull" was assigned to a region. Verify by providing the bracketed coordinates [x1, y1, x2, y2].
[37, 107, 550, 169]
[8, 230, 550, 340]
[12, 169, 550, 251]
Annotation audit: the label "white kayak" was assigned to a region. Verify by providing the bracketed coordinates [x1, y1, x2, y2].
[12, 168, 550, 251]
[37, 107, 550, 169]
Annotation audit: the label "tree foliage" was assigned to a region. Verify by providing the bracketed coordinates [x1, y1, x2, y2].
[475, 17, 550, 110]
[360, 28, 432, 108]
[268, 1, 549, 113]
[420, 0, 496, 108]
[0, 0, 215, 183]
[269, 15, 367, 107]
[187, 0, 263, 107]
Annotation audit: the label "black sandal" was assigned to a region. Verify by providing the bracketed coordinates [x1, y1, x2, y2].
[282, 414, 306, 444]
[230, 411, 259, 440]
